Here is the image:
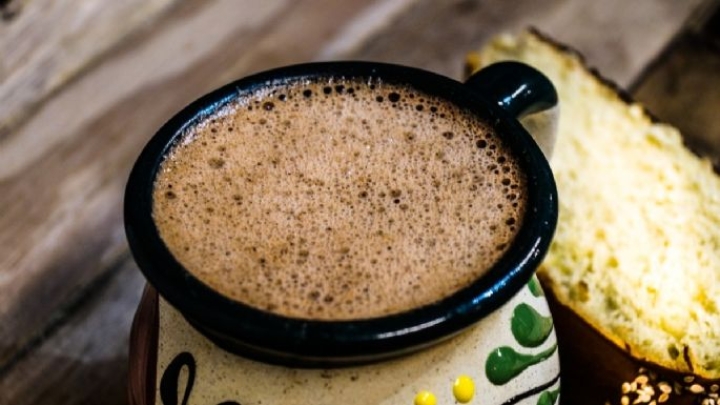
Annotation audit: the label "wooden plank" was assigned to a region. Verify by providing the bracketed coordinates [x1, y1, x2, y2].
[632, 0, 720, 164]
[0, 258, 145, 405]
[0, 0, 181, 138]
[0, 0, 377, 369]
[348, 0, 704, 86]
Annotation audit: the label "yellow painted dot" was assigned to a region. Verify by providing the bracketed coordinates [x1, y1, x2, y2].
[453, 375, 475, 403]
[414, 390, 437, 405]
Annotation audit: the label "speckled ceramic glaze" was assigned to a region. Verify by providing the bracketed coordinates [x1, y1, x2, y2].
[125, 61, 560, 405]
[153, 275, 559, 405]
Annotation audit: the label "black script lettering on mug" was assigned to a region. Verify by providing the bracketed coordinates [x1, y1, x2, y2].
[160, 351, 241, 405]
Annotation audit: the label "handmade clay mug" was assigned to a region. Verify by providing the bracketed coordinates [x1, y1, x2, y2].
[125, 61, 560, 405]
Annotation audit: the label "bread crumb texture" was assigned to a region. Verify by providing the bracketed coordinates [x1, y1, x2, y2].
[471, 30, 720, 379]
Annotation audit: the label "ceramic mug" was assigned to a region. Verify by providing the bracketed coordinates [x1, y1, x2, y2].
[125, 61, 560, 405]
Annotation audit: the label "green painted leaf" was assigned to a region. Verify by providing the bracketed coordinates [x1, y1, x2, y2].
[511, 303, 554, 347]
[537, 388, 560, 405]
[485, 344, 557, 385]
[528, 276, 544, 297]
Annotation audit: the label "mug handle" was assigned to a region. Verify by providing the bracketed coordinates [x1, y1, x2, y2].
[465, 61, 558, 159]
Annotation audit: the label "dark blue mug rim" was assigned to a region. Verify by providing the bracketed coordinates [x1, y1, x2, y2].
[124, 61, 558, 367]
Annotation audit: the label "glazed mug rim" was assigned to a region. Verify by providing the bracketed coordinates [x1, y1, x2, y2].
[124, 61, 558, 367]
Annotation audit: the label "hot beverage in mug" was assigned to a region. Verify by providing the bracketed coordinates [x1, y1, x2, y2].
[125, 61, 561, 405]
[152, 78, 528, 321]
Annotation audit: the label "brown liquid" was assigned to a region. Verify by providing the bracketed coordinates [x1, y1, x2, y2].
[152, 78, 527, 320]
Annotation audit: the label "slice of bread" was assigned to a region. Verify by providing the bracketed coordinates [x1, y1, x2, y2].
[468, 30, 720, 384]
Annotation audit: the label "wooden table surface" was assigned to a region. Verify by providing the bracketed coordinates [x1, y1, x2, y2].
[1, 1, 719, 404]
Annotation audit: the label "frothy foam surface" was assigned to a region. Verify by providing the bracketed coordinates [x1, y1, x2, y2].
[152, 78, 527, 320]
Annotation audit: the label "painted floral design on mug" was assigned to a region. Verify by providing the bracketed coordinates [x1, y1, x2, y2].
[485, 278, 560, 404]
[152, 275, 559, 405]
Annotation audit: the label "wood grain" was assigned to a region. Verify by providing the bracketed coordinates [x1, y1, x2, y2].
[347, 0, 705, 86]
[633, 0, 720, 163]
[0, 0, 181, 138]
[0, 258, 144, 405]
[0, 1, 712, 404]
